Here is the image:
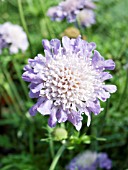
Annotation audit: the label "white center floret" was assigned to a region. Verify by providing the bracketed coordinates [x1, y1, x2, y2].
[40, 54, 102, 111]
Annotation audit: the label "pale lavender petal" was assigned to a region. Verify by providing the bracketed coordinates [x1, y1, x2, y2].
[48, 107, 58, 127]
[87, 42, 96, 51]
[101, 72, 113, 81]
[84, 108, 91, 127]
[50, 39, 61, 55]
[37, 100, 53, 115]
[23, 65, 31, 71]
[103, 85, 117, 93]
[62, 36, 71, 50]
[87, 100, 101, 115]
[42, 39, 51, 51]
[22, 71, 42, 83]
[56, 109, 68, 123]
[98, 89, 110, 102]
[30, 83, 44, 93]
[29, 90, 40, 98]
[92, 50, 104, 69]
[29, 97, 46, 116]
[104, 59, 115, 70]
[68, 111, 83, 131]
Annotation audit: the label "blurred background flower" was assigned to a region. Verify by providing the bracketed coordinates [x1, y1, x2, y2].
[47, 0, 96, 27]
[77, 9, 96, 27]
[66, 150, 112, 170]
[0, 22, 29, 54]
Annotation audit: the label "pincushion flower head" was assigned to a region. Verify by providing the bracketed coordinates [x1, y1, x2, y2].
[47, 0, 96, 24]
[66, 151, 112, 170]
[0, 22, 29, 54]
[22, 36, 116, 131]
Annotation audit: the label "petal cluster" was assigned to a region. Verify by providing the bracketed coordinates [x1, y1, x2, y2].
[0, 22, 29, 54]
[47, 0, 96, 26]
[22, 36, 116, 130]
[66, 151, 112, 170]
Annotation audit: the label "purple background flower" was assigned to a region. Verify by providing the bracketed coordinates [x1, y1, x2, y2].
[66, 151, 112, 170]
[47, 0, 96, 26]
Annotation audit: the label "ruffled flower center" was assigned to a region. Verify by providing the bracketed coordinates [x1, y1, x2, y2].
[40, 54, 102, 111]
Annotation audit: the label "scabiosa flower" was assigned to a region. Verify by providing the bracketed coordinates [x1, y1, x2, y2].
[47, 0, 85, 23]
[66, 151, 112, 170]
[47, 0, 96, 25]
[22, 36, 116, 130]
[0, 22, 29, 54]
[77, 9, 96, 27]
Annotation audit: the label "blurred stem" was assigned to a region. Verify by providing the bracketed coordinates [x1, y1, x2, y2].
[117, 68, 128, 110]
[48, 127, 55, 159]
[76, 20, 84, 37]
[0, 86, 14, 114]
[38, 0, 52, 38]
[13, 59, 29, 100]
[3, 84, 22, 116]
[18, 0, 33, 55]
[2, 69, 24, 112]
[49, 142, 66, 170]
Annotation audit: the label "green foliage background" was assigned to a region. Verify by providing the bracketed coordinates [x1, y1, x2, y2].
[0, 0, 128, 169]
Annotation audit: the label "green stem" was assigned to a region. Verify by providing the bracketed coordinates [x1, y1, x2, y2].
[17, 0, 33, 55]
[76, 19, 85, 37]
[3, 84, 22, 116]
[0, 86, 14, 114]
[13, 59, 29, 100]
[38, 0, 52, 38]
[3, 69, 24, 112]
[49, 143, 66, 170]
[47, 126, 55, 159]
